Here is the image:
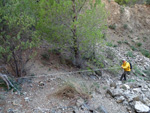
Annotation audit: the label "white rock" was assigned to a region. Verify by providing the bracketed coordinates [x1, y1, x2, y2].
[141, 88, 147, 92]
[121, 84, 130, 90]
[24, 97, 30, 102]
[134, 101, 150, 113]
[116, 96, 125, 103]
[133, 88, 141, 93]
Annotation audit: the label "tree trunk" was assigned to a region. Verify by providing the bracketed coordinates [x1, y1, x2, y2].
[72, 0, 81, 67]
[12, 51, 20, 77]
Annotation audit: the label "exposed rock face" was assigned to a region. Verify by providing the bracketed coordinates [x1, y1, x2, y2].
[106, 78, 150, 112]
[102, 0, 150, 51]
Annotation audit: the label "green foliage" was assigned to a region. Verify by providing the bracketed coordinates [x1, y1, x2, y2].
[106, 42, 113, 47]
[93, 58, 105, 68]
[123, 24, 128, 29]
[127, 79, 136, 82]
[115, 0, 137, 5]
[0, 0, 40, 77]
[143, 67, 150, 77]
[126, 51, 134, 58]
[139, 48, 150, 58]
[103, 86, 107, 90]
[107, 65, 121, 75]
[36, 0, 107, 66]
[41, 52, 50, 60]
[136, 42, 142, 47]
[113, 45, 118, 47]
[117, 41, 122, 44]
[131, 46, 137, 51]
[133, 65, 143, 76]
[123, 40, 129, 45]
[109, 24, 116, 30]
[146, 0, 150, 4]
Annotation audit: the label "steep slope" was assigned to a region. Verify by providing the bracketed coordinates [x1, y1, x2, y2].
[102, 0, 150, 52]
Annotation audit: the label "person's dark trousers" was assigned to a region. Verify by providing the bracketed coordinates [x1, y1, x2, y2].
[120, 71, 130, 81]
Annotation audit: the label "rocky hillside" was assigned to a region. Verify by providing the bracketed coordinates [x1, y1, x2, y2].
[0, 1, 150, 113]
[103, 0, 150, 52]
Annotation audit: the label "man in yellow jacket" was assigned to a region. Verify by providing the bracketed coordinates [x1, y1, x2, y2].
[120, 60, 131, 81]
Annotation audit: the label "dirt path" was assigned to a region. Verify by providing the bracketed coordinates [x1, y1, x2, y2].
[0, 59, 128, 113]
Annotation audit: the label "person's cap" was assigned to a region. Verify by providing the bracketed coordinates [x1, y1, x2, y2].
[122, 59, 126, 62]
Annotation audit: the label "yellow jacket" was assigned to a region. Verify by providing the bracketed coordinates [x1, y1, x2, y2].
[121, 61, 131, 71]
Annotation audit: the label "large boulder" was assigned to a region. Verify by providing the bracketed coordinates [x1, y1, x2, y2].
[134, 101, 150, 113]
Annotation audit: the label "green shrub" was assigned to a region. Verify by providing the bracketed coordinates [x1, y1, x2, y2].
[123, 40, 129, 45]
[113, 45, 117, 47]
[146, 0, 150, 4]
[107, 65, 121, 75]
[102, 33, 106, 40]
[140, 48, 150, 58]
[117, 41, 122, 44]
[115, 0, 129, 5]
[131, 46, 137, 51]
[106, 42, 113, 47]
[109, 24, 116, 30]
[123, 24, 128, 29]
[128, 79, 136, 82]
[133, 65, 143, 76]
[126, 51, 134, 58]
[41, 52, 50, 60]
[136, 42, 142, 47]
[115, 0, 138, 5]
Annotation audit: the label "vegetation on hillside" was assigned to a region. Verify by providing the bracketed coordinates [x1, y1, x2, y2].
[0, 0, 107, 77]
[0, 0, 40, 77]
[114, 0, 150, 5]
[36, 0, 107, 67]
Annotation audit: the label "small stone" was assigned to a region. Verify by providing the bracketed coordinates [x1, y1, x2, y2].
[116, 96, 125, 103]
[142, 72, 147, 77]
[132, 88, 141, 93]
[12, 100, 21, 106]
[24, 97, 30, 102]
[23, 92, 27, 95]
[106, 89, 114, 97]
[110, 82, 116, 88]
[39, 81, 45, 86]
[127, 95, 140, 102]
[76, 98, 84, 107]
[123, 100, 129, 106]
[141, 88, 147, 92]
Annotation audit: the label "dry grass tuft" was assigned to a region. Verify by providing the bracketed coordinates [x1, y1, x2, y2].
[53, 83, 90, 101]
